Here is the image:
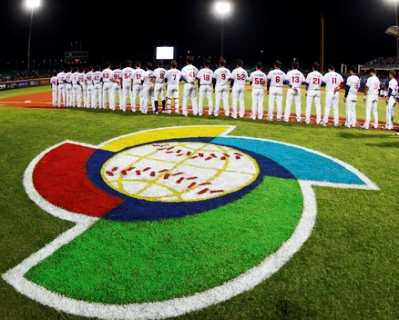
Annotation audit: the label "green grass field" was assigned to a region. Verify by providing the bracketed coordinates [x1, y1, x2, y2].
[1, 86, 399, 319]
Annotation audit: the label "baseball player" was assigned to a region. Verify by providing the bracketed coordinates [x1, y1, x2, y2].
[71, 67, 80, 107]
[79, 67, 87, 108]
[92, 65, 102, 109]
[85, 66, 94, 108]
[110, 64, 122, 111]
[65, 67, 73, 107]
[101, 62, 114, 109]
[131, 60, 145, 112]
[266, 60, 286, 121]
[248, 62, 267, 120]
[165, 60, 182, 114]
[229, 59, 248, 119]
[120, 60, 134, 112]
[343, 66, 360, 128]
[181, 56, 198, 116]
[141, 62, 155, 114]
[153, 61, 167, 113]
[196, 59, 214, 116]
[361, 68, 380, 129]
[284, 60, 305, 122]
[212, 58, 231, 116]
[383, 70, 398, 130]
[322, 65, 344, 126]
[56, 67, 66, 107]
[50, 72, 58, 107]
[304, 61, 323, 124]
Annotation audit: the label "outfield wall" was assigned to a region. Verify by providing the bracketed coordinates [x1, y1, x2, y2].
[0, 78, 50, 91]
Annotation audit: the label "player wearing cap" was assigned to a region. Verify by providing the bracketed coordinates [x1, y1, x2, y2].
[165, 60, 182, 114]
[304, 62, 323, 124]
[321, 65, 344, 126]
[50, 73, 58, 107]
[181, 56, 199, 116]
[75, 67, 85, 108]
[120, 60, 134, 112]
[65, 67, 73, 107]
[343, 66, 360, 128]
[92, 65, 102, 109]
[85, 66, 94, 108]
[196, 59, 214, 116]
[141, 62, 155, 114]
[131, 60, 145, 112]
[212, 58, 230, 117]
[249, 62, 267, 120]
[56, 67, 66, 107]
[101, 63, 115, 109]
[266, 60, 286, 121]
[361, 68, 380, 129]
[71, 67, 80, 107]
[110, 64, 122, 111]
[153, 61, 167, 113]
[229, 59, 248, 119]
[383, 70, 398, 130]
[284, 60, 305, 122]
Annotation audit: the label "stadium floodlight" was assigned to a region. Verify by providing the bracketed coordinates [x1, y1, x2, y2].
[215, 2, 231, 58]
[26, 0, 41, 72]
[387, 0, 399, 62]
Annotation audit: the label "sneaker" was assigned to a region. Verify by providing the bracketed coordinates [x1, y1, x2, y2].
[267, 117, 273, 121]
[321, 122, 327, 127]
[373, 125, 378, 129]
[277, 117, 281, 121]
[175, 110, 180, 114]
[303, 120, 309, 124]
[360, 125, 369, 130]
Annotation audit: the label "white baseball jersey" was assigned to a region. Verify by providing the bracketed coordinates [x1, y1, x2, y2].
[346, 75, 360, 95]
[197, 68, 214, 85]
[65, 72, 73, 84]
[153, 67, 166, 84]
[112, 69, 122, 85]
[57, 72, 65, 85]
[322, 71, 344, 92]
[305, 71, 323, 90]
[51, 76, 58, 87]
[93, 71, 102, 84]
[132, 68, 145, 85]
[77, 73, 85, 86]
[213, 67, 231, 86]
[165, 69, 181, 85]
[181, 65, 198, 83]
[267, 69, 286, 87]
[143, 70, 155, 86]
[286, 70, 305, 89]
[365, 76, 380, 96]
[72, 72, 79, 86]
[102, 69, 113, 83]
[85, 72, 94, 86]
[249, 71, 266, 89]
[121, 67, 134, 84]
[230, 68, 248, 86]
[388, 78, 398, 96]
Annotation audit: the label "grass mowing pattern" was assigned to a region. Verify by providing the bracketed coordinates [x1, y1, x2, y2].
[25, 176, 302, 304]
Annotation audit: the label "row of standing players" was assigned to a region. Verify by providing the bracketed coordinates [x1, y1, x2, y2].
[50, 57, 398, 131]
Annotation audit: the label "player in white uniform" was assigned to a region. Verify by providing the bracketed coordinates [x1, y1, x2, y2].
[141, 62, 155, 114]
[56, 67, 66, 107]
[120, 60, 134, 112]
[65, 67, 73, 107]
[304, 62, 323, 124]
[85, 66, 94, 108]
[322, 65, 344, 126]
[101, 63, 114, 109]
[383, 70, 398, 130]
[78, 67, 87, 108]
[92, 65, 102, 109]
[229, 59, 248, 119]
[131, 61, 145, 112]
[110, 64, 122, 111]
[50, 73, 58, 107]
[361, 68, 380, 129]
[284, 60, 305, 122]
[343, 66, 360, 128]
[266, 60, 286, 121]
[71, 68, 80, 107]
[181, 56, 198, 116]
[249, 62, 267, 120]
[196, 59, 214, 116]
[212, 58, 230, 117]
[165, 60, 182, 114]
[153, 61, 167, 113]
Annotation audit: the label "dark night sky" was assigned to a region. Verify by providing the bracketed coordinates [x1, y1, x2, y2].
[1, 0, 398, 69]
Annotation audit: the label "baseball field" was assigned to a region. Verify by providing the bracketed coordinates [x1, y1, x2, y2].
[1, 85, 399, 319]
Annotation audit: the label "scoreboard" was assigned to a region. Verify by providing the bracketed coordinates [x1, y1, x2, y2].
[64, 51, 89, 65]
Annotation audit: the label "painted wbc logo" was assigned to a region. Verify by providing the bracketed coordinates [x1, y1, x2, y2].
[2, 125, 378, 319]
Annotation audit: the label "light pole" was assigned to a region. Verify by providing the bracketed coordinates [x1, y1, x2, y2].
[389, 0, 399, 62]
[26, 0, 41, 72]
[215, 2, 231, 58]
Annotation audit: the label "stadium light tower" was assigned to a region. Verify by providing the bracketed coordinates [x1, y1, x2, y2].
[26, 0, 41, 72]
[215, 2, 231, 58]
[388, 0, 399, 62]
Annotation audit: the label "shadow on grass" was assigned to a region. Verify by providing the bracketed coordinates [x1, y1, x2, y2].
[339, 132, 389, 139]
[366, 141, 399, 148]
